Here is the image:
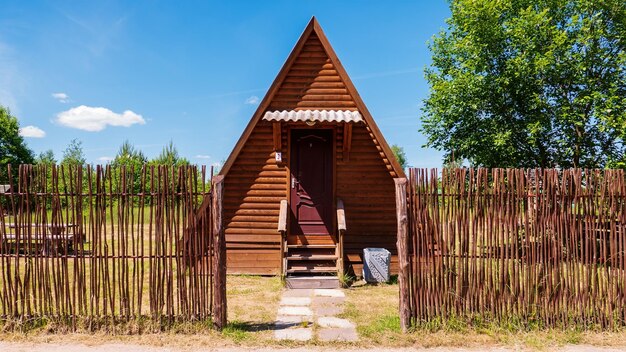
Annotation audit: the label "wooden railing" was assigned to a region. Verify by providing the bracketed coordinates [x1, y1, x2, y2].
[278, 199, 288, 276]
[336, 198, 346, 276]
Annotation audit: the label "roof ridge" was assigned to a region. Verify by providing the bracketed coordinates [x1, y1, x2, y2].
[219, 18, 405, 178]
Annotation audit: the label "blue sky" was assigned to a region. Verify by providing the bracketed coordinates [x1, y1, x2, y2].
[0, 1, 450, 168]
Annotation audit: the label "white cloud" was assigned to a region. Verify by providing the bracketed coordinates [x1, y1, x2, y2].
[98, 156, 113, 162]
[245, 95, 260, 105]
[195, 155, 211, 160]
[56, 105, 146, 132]
[52, 92, 70, 103]
[19, 125, 46, 138]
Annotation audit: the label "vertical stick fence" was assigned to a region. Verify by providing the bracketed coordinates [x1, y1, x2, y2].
[399, 168, 626, 329]
[0, 164, 226, 330]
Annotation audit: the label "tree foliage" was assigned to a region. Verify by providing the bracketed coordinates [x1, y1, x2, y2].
[61, 139, 86, 166]
[111, 140, 147, 194]
[35, 150, 56, 165]
[151, 141, 189, 166]
[421, 0, 626, 168]
[112, 140, 147, 168]
[391, 144, 408, 169]
[0, 106, 34, 183]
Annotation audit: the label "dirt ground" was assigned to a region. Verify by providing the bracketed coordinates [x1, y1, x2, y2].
[1, 341, 626, 352]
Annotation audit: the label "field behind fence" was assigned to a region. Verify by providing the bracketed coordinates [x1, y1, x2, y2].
[402, 168, 626, 329]
[0, 164, 226, 330]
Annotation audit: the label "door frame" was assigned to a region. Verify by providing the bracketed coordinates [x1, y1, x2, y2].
[286, 125, 337, 244]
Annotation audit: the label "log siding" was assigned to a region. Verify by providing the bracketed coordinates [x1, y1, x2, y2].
[224, 121, 397, 275]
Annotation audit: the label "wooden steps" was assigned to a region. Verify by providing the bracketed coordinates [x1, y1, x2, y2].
[287, 244, 335, 249]
[286, 266, 336, 274]
[287, 254, 337, 261]
[285, 243, 338, 277]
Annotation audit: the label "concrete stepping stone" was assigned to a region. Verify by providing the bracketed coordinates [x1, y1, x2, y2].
[317, 316, 355, 329]
[280, 297, 311, 306]
[312, 305, 343, 316]
[274, 321, 301, 329]
[277, 306, 313, 317]
[313, 289, 345, 297]
[282, 289, 312, 297]
[274, 287, 357, 342]
[318, 327, 358, 342]
[274, 328, 313, 341]
[275, 315, 309, 324]
[312, 296, 345, 305]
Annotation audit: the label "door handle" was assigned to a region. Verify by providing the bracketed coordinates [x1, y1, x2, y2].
[291, 177, 297, 189]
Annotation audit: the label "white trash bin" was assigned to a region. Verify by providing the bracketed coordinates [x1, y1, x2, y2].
[362, 248, 391, 283]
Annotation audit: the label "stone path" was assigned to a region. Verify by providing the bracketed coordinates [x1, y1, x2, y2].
[274, 288, 358, 342]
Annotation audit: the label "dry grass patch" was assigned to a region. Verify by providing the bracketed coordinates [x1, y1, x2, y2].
[340, 281, 403, 345]
[0, 275, 284, 348]
[3, 275, 626, 350]
[222, 274, 283, 344]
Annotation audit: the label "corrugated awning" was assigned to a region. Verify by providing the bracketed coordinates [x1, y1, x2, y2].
[262, 110, 363, 123]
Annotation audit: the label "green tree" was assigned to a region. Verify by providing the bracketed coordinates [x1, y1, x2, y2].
[112, 140, 147, 167]
[32, 150, 57, 201]
[149, 141, 193, 194]
[58, 139, 87, 198]
[151, 141, 189, 166]
[391, 144, 408, 169]
[0, 106, 34, 183]
[35, 150, 56, 165]
[111, 140, 147, 194]
[61, 139, 86, 166]
[421, 0, 626, 168]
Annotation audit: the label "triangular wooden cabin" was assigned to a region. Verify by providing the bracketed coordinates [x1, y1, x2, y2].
[220, 17, 404, 283]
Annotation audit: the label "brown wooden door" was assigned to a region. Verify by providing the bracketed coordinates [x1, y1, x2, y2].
[289, 129, 334, 245]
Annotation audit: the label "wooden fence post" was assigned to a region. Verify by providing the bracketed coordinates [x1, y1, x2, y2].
[395, 177, 410, 332]
[211, 175, 227, 330]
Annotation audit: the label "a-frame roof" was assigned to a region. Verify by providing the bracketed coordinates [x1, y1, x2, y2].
[219, 17, 405, 178]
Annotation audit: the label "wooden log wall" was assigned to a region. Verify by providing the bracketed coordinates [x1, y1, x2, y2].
[224, 122, 284, 274]
[336, 123, 398, 275]
[0, 164, 226, 329]
[268, 33, 358, 112]
[405, 168, 626, 328]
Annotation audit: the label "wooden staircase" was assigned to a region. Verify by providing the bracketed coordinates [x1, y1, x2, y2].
[285, 244, 340, 288]
[278, 199, 346, 289]
[285, 244, 338, 275]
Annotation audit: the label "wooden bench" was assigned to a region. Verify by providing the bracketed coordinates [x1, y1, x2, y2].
[2, 223, 81, 255]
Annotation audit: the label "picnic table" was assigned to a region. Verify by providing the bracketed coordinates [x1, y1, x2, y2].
[1, 223, 80, 255]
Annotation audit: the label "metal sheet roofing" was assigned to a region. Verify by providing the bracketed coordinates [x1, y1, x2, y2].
[262, 110, 363, 123]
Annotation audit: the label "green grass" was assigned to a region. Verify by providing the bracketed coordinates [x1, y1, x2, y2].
[221, 321, 252, 343]
[341, 280, 626, 348]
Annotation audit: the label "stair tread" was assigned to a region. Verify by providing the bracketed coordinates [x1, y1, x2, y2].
[287, 267, 337, 273]
[287, 255, 337, 261]
[286, 276, 339, 280]
[287, 244, 336, 248]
